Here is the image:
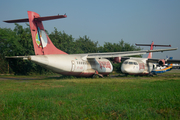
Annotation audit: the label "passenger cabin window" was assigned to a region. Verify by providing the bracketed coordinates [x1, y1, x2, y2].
[129, 62, 133, 65]
[124, 61, 128, 64]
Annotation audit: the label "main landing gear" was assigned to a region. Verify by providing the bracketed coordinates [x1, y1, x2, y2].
[92, 71, 104, 78]
[92, 74, 104, 78]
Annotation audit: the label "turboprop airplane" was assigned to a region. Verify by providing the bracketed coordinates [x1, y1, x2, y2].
[4, 11, 178, 77]
[121, 42, 180, 76]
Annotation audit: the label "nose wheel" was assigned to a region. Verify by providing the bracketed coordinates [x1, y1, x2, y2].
[124, 73, 128, 77]
[148, 72, 154, 77]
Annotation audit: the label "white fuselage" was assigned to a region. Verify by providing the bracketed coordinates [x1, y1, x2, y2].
[121, 58, 153, 75]
[29, 54, 113, 77]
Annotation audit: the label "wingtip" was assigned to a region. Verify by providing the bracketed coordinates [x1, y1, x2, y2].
[64, 14, 67, 18]
[3, 20, 10, 23]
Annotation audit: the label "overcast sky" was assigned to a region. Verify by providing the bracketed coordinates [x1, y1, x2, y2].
[1, 0, 180, 59]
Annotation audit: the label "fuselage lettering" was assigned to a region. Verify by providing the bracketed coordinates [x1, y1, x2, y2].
[98, 61, 111, 70]
[139, 63, 145, 70]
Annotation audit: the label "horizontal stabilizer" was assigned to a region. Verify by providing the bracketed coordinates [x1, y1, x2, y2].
[35, 15, 67, 21]
[5, 56, 29, 58]
[4, 18, 29, 23]
[5, 56, 29, 60]
[4, 14, 67, 23]
[136, 44, 171, 47]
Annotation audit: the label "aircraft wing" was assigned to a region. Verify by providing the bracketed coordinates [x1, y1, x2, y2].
[165, 59, 180, 64]
[86, 48, 177, 59]
[147, 58, 180, 64]
[5, 48, 177, 60]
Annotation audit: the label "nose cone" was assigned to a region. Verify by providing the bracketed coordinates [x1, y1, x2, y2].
[121, 63, 136, 74]
[121, 64, 130, 73]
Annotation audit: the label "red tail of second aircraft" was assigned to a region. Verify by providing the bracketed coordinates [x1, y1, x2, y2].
[4, 11, 67, 55]
[147, 42, 154, 58]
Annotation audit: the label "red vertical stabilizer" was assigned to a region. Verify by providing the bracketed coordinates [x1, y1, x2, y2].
[4, 11, 68, 55]
[27, 11, 67, 55]
[147, 42, 154, 58]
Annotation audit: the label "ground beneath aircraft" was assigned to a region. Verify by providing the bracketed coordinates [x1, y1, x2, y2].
[0, 75, 61, 80]
[0, 69, 179, 80]
[0, 72, 180, 119]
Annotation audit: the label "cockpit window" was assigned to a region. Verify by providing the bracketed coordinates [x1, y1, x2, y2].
[124, 61, 138, 65]
[134, 62, 138, 65]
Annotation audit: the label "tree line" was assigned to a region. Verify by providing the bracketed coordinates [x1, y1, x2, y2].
[0, 24, 141, 75]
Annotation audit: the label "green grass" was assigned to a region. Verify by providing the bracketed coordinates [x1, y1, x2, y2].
[0, 74, 180, 119]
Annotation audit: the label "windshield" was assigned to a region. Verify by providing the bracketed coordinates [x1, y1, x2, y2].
[134, 62, 138, 65]
[124, 61, 138, 65]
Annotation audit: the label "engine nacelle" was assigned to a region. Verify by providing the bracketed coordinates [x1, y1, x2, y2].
[158, 59, 165, 66]
[113, 57, 121, 63]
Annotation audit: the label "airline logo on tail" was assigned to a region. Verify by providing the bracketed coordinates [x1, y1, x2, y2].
[36, 27, 48, 48]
